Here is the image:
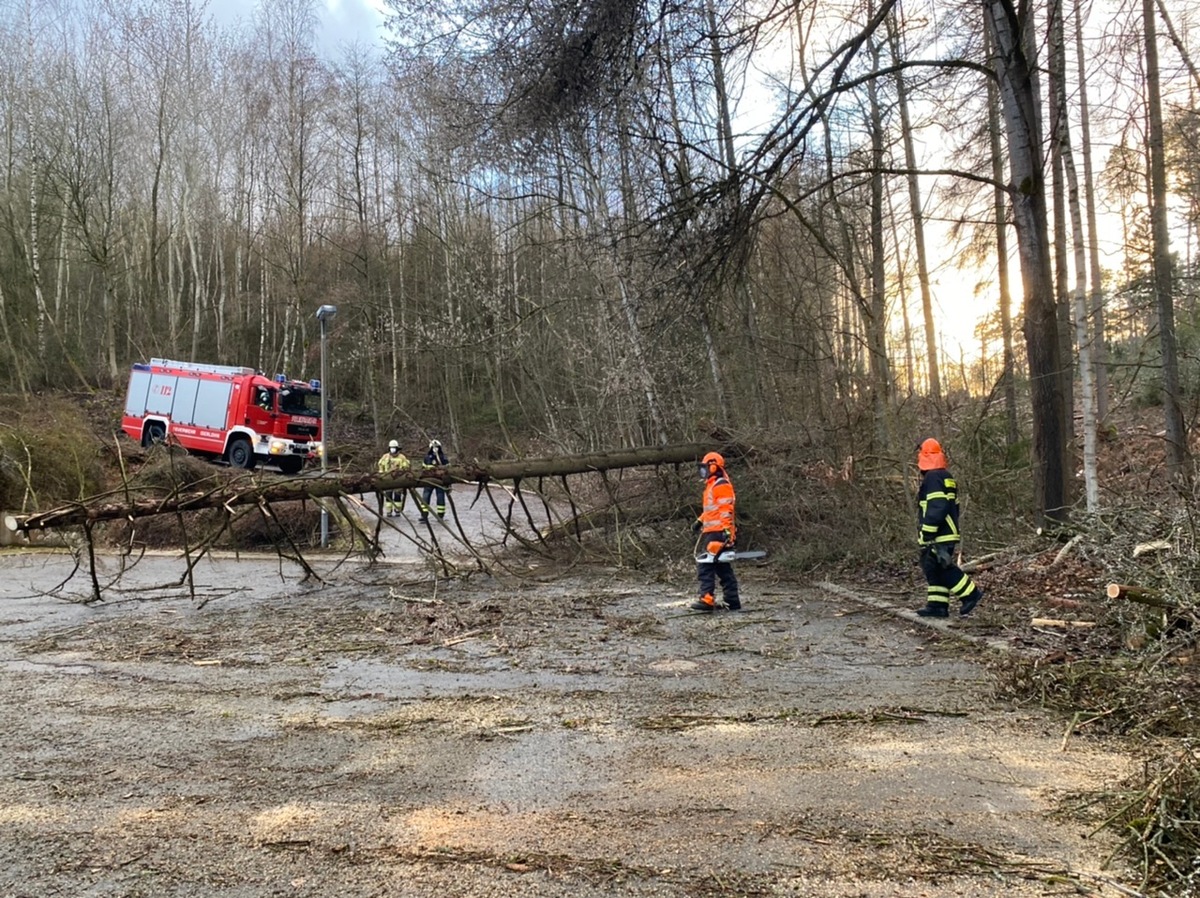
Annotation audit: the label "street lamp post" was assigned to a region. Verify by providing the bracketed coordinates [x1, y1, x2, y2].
[316, 304, 338, 548]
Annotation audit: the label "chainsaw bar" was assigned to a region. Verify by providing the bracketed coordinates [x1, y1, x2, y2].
[694, 549, 768, 563]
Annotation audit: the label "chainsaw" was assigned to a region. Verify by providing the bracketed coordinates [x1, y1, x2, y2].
[694, 536, 767, 564]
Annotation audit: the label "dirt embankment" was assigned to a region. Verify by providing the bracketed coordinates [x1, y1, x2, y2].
[0, 550, 1133, 897]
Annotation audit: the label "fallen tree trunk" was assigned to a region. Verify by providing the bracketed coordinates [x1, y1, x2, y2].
[6, 443, 709, 535]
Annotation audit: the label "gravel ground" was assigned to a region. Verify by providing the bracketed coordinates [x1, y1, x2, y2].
[0, 547, 1137, 897]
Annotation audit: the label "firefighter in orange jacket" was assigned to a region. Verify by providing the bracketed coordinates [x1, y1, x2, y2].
[915, 438, 982, 618]
[690, 451, 741, 612]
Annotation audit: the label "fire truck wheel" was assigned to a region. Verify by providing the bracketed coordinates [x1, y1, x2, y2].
[227, 439, 256, 470]
[142, 422, 166, 448]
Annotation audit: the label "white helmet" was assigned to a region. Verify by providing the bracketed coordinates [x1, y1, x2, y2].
[388, 439, 399, 450]
[430, 439, 442, 449]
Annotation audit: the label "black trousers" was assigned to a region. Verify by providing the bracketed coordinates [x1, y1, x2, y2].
[697, 561, 739, 604]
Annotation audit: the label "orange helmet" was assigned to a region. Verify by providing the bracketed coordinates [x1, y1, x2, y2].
[700, 451, 725, 478]
[917, 438, 947, 471]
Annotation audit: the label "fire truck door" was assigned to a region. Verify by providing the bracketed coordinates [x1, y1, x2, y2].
[246, 386, 276, 434]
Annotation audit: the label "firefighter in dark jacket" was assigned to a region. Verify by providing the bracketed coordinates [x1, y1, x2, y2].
[689, 451, 741, 612]
[418, 439, 450, 522]
[915, 438, 982, 617]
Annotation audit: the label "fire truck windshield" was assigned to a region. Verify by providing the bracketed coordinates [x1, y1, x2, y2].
[279, 387, 321, 416]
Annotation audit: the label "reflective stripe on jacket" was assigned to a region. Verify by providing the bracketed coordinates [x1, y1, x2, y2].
[700, 474, 736, 540]
[917, 468, 960, 545]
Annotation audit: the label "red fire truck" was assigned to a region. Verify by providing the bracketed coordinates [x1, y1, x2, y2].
[121, 358, 323, 474]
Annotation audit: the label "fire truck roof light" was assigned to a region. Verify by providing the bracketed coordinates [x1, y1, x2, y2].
[310, 379, 321, 391]
[275, 374, 287, 383]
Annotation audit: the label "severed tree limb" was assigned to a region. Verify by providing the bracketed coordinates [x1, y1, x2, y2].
[1048, 533, 1084, 569]
[256, 496, 322, 585]
[959, 549, 1013, 573]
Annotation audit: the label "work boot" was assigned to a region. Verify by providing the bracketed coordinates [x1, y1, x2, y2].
[960, 588, 983, 617]
[916, 602, 949, 618]
[723, 598, 742, 611]
[689, 594, 716, 613]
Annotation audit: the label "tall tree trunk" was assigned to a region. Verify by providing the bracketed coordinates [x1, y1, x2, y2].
[888, 15, 940, 402]
[1074, 0, 1109, 425]
[21, 11, 49, 372]
[1047, 0, 1075, 495]
[1143, 0, 1188, 478]
[886, 188, 916, 397]
[867, 29, 892, 450]
[986, 26, 1020, 450]
[706, 0, 771, 425]
[985, 0, 1069, 523]
[1052, 0, 1099, 510]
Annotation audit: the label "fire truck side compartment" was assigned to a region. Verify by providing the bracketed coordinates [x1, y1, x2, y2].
[170, 375, 200, 424]
[194, 380, 234, 429]
[124, 369, 152, 418]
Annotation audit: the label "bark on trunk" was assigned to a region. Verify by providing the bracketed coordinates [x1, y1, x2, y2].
[1143, 0, 1188, 479]
[984, 0, 1069, 523]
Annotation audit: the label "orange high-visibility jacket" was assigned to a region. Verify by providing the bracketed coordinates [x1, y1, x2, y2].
[700, 473, 736, 541]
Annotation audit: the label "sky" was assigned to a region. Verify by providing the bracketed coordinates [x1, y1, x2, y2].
[205, 0, 388, 55]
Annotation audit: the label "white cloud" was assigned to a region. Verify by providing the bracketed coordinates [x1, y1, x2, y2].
[319, 0, 386, 50]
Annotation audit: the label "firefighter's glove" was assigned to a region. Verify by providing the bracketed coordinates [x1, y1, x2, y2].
[934, 544, 954, 569]
[692, 519, 703, 535]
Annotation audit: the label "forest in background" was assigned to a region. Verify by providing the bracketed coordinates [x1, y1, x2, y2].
[0, 0, 1199, 522]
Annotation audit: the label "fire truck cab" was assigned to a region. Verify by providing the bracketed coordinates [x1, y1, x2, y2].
[121, 358, 323, 475]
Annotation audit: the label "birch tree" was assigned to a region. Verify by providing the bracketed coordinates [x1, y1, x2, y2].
[1050, 0, 1099, 510]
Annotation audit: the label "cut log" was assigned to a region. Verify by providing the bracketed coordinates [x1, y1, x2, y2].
[1031, 618, 1097, 629]
[1105, 583, 1175, 608]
